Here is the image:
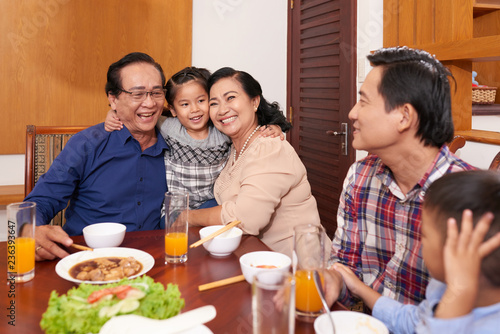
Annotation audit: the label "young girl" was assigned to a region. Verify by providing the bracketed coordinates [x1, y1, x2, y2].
[105, 66, 284, 210]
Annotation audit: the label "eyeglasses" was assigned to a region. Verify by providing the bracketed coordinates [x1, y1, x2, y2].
[119, 88, 166, 102]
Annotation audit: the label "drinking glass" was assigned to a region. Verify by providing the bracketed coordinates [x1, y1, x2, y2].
[7, 202, 36, 283]
[252, 271, 295, 334]
[164, 191, 189, 264]
[293, 224, 326, 321]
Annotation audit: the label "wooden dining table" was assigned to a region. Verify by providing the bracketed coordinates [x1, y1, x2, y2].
[1, 227, 345, 333]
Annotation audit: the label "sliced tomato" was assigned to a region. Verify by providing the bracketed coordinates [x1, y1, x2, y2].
[87, 285, 132, 304]
[114, 286, 134, 300]
[109, 285, 132, 295]
[88, 288, 112, 304]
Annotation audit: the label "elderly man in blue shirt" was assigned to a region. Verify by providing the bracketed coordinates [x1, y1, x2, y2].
[26, 52, 169, 261]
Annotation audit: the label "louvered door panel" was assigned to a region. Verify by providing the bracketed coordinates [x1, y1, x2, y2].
[288, 0, 356, 238]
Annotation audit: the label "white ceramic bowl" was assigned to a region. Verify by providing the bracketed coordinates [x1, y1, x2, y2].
[239, 251, 292, 284]
[314, 311, 389, 334]
[199, 225, 243, 257]
[82, 223, 126, 248]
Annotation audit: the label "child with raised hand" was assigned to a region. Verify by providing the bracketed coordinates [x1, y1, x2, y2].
[331, 170, 500, 333]
[105, 66, 284, 210]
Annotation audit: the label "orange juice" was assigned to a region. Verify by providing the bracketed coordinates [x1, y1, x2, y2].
[165, 232, 188, 256]
[14, 237, 35, 274]
[295, 270, 323, 313]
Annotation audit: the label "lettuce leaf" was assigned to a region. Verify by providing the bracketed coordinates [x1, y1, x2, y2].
[40, 275, 184, 334]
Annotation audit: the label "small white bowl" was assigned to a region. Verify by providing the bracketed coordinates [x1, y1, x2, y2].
[199, 225, 243, 257]
[239, 251, 292, 284]
[314, 311, 389, 334]
[83, 223, 126, 249]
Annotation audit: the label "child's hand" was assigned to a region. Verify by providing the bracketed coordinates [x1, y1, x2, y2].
[104, 109, 123, 132]
[333, 263, 382, 309]
[333, 263, 364, 297]
[436, 210, 500, 318]
[443, 210, 500, 293]
[259, 124, 285, 140]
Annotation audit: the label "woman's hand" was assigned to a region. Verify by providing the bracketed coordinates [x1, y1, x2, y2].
[259, 125, 285, 140]
[104, 109, 123, 132]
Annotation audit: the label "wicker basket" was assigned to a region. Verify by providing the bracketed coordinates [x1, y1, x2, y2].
[472, 86, 497, 105]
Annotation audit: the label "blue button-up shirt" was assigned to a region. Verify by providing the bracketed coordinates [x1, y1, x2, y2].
[25, 123, 168, 235]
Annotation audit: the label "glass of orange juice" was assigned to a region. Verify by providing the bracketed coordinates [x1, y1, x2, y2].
[293, 224, 326, 321]
[7, 202, 36, 283]
[164, 192, 189, 264]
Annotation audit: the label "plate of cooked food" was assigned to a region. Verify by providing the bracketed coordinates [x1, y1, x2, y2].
[55, 247, 155, 284]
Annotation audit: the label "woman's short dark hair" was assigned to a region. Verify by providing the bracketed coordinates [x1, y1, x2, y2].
[165, 67, 211, 107]
[105, 52, 166, 97]
[423, 170, 500, 286]
[208, 67, 291, 132]
[367, 47, 454, 147]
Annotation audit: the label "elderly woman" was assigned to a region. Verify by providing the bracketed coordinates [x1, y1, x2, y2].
[189, 67, 329, 257]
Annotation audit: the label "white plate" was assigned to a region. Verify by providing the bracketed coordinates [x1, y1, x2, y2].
[55, 247, 154, 284]
[314, 311, 389, 334]
[97, 325, 212, 334]
[173, 325, 212, 334]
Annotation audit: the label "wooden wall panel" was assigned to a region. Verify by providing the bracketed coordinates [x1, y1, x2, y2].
[0, 0, 192, 154]
[415, 0, 434, 45]
[451, 0, 474, 41]
[383, 0, 399, 47]
[435, 0, 473, 42]
[446, 61, 473, 131]
[397, 0, 415, 45]
[434, 1, 455, 42]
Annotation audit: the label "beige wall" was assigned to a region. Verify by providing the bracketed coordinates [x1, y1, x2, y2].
[0, 0, 192, 154]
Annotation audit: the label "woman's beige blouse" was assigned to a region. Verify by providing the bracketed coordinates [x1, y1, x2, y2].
[215, 136, 326, 258]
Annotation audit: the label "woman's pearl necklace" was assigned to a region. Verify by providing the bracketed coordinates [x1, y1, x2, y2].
[233, 125, 261, 163]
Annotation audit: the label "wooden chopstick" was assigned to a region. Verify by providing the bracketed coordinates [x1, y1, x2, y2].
[198, 274, 246, 291]
[190, 220, 241, 249]
[71, 243, 93, 251]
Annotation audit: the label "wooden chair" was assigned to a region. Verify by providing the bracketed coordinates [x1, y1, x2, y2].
[489, 151, 500, 171]
[24, 125, 88, 226]
[448, 135, 466, 154]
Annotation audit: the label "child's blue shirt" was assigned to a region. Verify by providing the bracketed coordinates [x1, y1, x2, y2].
[373, 278, 500, 333]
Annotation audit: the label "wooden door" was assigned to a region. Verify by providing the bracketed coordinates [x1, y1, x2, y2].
[287, 0, 356, 238]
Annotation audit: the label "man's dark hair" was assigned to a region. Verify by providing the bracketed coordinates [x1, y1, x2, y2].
[367, 47, 454, 147]
[105, 52, 166, 97]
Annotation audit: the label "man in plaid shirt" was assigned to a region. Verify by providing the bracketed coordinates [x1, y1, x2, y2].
[325, 47, 475, 307]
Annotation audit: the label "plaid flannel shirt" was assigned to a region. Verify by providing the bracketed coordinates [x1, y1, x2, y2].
[330, 145, 474, 306]
[160, 117, 231, 210]
[165, 139, 229, 209]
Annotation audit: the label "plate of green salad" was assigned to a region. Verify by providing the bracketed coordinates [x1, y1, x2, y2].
[40, 275, 187, 334]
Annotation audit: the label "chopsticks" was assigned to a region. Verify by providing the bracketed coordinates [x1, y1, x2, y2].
[71, 243, 93, 251]
[198, 274, 246, 291]
[189, 220, 241, 249]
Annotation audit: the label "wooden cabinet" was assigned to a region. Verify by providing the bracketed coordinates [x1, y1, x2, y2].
[383, 0, 500, 145]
